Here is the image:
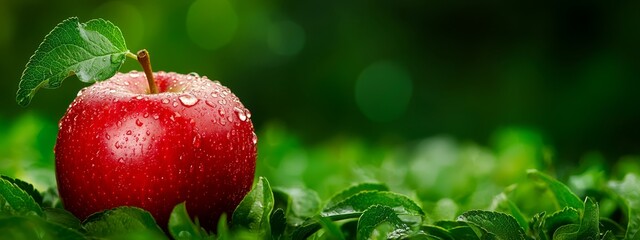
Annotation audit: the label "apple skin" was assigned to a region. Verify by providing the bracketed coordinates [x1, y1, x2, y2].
[55, 71, 256, 230]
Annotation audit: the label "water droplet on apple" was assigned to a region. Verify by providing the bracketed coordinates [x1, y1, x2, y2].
[205, 100, 216, 108]
[126, 130, 132, 135]
[162, 99, 170, 104]
[178, 94, 199, 107]
[129, 71, 140, 78]
[136, 119, 143, 126]
[252, 132, 258, 144]
[188, 72, 200, 78]
[234, 107, 247, 121]
[193, 134, 201, 147]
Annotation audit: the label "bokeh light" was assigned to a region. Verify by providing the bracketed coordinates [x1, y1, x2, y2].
[186, 0, 238, 50]
[267, 20, 305, 56]
[355, 61, 413, 122]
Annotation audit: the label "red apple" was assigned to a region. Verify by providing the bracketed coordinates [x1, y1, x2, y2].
[54, 70, 257, 230]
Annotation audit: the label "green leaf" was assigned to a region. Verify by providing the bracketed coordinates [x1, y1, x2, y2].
[232, 176, 274, 237]
[550, 198, 600, 240]
[17, 17, 129, 106]
[1, 176, 43, 206]
[273, 187, 321, 225]
[270, 208, 286, 240]
[457, 210, 526, 240]
[217, 214, 230, 240]
[0, 215, 87, 240]
[420, 225, 454, 240]
[490, 192, 528, 231]
[83, 206, 166, 239]
[168, 202, 210, 240]
[324, 183, 389, 209]
[357, 205, 410, 240]
[448, 226, 481, 240]
[0, 176, 43, 216]
[318, 216, 346, 240]
[528, 169, 584, 211]
[576, 197, 599, 239]
[542, 207, 579, 238]
[44, 207, 83, 232]
[608, 173, 640, 240]
[322, 191, 424, 219]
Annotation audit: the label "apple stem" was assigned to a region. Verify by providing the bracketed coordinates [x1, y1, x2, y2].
[137, 49, 158, 94]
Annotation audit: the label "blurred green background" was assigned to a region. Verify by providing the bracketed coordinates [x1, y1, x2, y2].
[1, 0, 640, 197]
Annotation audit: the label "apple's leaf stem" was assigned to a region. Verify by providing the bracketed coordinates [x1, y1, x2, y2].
[136, 49, 158, 94]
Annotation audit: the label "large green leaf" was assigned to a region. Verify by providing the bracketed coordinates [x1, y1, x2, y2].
[324, 183, 389, 209]
[83, 206, 166, 239]
[17, 17, 129, 106]
[357, 205, 410, 240]
[232, 177, 274, 237]
[322, 191, 424, 219]
[457, 210, 526, 240]
[528, 169, 584, 211]
[0, 177, 43, 216]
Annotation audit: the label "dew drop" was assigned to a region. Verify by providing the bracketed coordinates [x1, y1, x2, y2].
[245, 109, 252, 119]
[172, 101, 179, 107]
[205, 100, 216, 108]
[135, 95, 143, 100]
[115, 141, 122, 149]
[143, 112, 149, 118]
[146, 130, 151, 136]
[129, 71, 140, 78]
[178, 94, 199, 107]
[116, 121, 122, 127]
[124, 81, 130, 86]
[234, 107, 247, 121]
[126, 130, 132, 135]
[188, 72, 200, 78]
[118, 158, 125, 163]
[77, 90, 84, 97]
[218, 108, 225, 116]
[152, 114, 160, 120]
[162, 99, 170, 104]
[211, 91, 219, 98]
[136, 119, 143, 126]
[193, 134, 201, 148]
[218, 99, 226, 105]
[252, 132, 258, 144]
[105, 133, 111, 140]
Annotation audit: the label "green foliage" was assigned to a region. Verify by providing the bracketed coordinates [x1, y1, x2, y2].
[17, 17, 129, 106]
[2, 124, 640, 239]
